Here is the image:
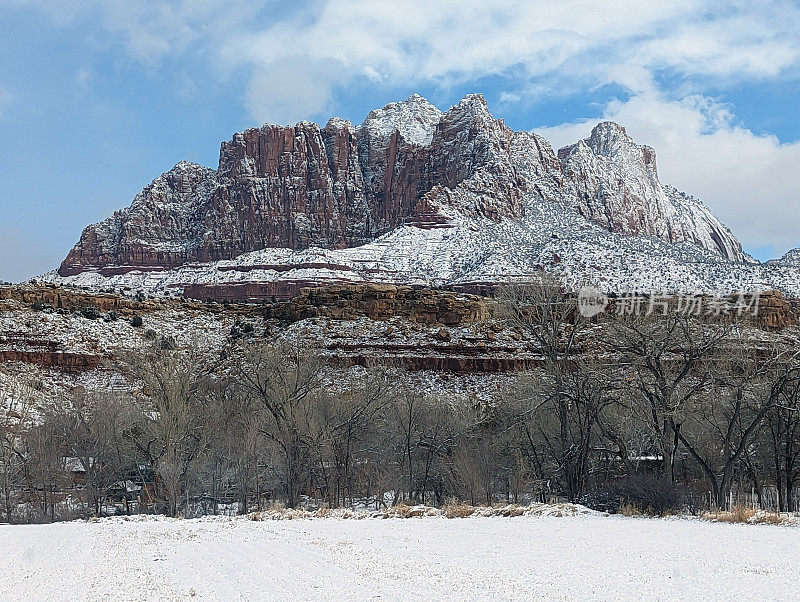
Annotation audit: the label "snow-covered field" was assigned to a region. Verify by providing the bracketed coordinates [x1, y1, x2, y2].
[1, 513, 799, 601]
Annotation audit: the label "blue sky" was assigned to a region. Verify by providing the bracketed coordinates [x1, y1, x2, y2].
[1, 0, 799, 282]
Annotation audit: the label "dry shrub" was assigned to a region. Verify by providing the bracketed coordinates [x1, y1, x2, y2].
[704, 506, 787, 525]
[705, 505, 755, 523]
[619, 502, 642, 517]
[751, 511, 785, 525]
[244, 501, 601, 521]
[443, 499, 475, 519]
[390, 502, 413, 518]
[379, 503, 440, 519]
[617, 474, 680, 516]
[472, 504, 528, 517]
[492, 504, 525, 517]
[247, 502, 314, 521]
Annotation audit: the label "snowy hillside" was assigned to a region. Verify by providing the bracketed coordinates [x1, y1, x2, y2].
[44, 193, 800, 297]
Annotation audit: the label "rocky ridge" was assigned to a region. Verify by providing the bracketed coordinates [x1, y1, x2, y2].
[2, 283, 798, 412]
[559, 123, 743, 261]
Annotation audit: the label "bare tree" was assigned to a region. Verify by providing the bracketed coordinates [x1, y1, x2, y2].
[510, 362, 611, 501]
[25, 407, 67, 522]
[766, 361, 800, 511]
[233, 342, 324, 508]
[607, 312, 732, 481]
[124, 346, 211, 516]
[498, 278, 606, 501]
[59, 388, 139, 516]
[671, 340, 799, 507]
[0, 373, 35, 522]
[319, 367, 395, 507]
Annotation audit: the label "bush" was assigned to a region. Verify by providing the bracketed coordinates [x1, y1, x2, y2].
[578, 490, 622, 513]
[705, 505, 756, 523]
[703, 506, 786, 525]
[383, 503, 439, 518]
[443, 499, 475, 518]
[80, 306, 101, 320]
[32, 301, 54, 312]
[581, 475, 682, 515]
[159, 335, 178, 350]
[616, 474, 680, 516]
[130, 315, 143, 327]
[619, 502, 643, 516]
[490, 504, 525, 517]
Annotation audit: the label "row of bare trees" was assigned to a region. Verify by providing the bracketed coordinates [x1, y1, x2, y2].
[2, 282, 800, 521]
[499, 281, 800, 511]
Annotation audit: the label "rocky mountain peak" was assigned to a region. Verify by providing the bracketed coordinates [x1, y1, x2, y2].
[451, 93, 490, 114]
[324, 116, 354, 132]
[359, 93, 442, 147]
[554, 119, 745, 261]
[437, 94, 496, 134]
[769, 249, 800, 266]
[586, 121, 631, 155]
[56, 92, 748, 284]
[586, 121, 658, 178]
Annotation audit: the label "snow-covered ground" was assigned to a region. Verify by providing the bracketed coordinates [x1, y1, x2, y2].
[1, 513, 799, 600]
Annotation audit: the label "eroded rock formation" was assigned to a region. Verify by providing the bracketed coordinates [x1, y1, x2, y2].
[58, 94, 746, 280]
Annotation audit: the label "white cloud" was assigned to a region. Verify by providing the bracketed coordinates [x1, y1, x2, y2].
[244, 58, 341, 125]
[74, 67, 93, 91]
[10, 1, 800, 123]
[2, 0, 269, 62]
[216, 0, 800, 121]
[535, 92, 800, 254]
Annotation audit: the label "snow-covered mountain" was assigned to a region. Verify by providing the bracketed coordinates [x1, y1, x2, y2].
[47, 93, 800, 298]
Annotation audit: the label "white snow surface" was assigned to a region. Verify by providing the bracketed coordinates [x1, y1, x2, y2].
[1, 513, 798, 601]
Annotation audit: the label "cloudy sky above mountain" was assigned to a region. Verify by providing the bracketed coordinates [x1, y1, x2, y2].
[1, 0, 798, 281]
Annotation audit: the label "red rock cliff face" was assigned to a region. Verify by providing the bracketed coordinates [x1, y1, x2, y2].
[60, 162, 218, 274]
[58, 94, 547, 277]
[59, 95, 452, 276]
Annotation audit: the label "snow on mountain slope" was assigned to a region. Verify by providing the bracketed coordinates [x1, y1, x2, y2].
[43, 192, 800, 297]
[768, 249, 800, 267]
[47, 93, 795, 298]
[60, 161, 218, 274]
[558, 122, 745, 262]
[358, 92, 442, 147]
